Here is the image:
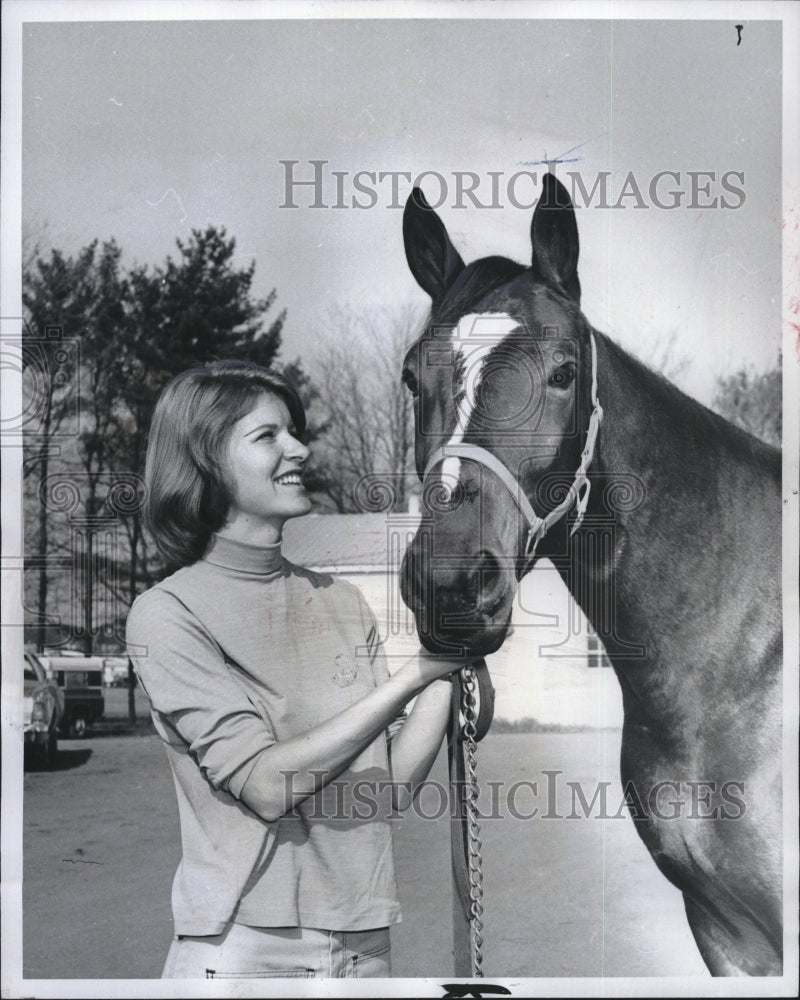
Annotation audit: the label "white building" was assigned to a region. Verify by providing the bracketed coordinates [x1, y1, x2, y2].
[283, 513, 623, 729]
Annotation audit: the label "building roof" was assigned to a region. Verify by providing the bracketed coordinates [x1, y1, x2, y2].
[282, 512, 421, 571]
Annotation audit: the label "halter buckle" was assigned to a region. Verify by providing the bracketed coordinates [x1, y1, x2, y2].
[524, 521, 545, 559]
[570, 477, 592, 536]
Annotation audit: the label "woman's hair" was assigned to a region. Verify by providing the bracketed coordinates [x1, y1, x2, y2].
[144, 359, 307, 570]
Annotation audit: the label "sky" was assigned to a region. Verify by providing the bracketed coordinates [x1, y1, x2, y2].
[18, 10, 785, 406]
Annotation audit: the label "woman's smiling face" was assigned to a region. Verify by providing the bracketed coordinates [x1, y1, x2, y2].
[222, 391, 311, 541]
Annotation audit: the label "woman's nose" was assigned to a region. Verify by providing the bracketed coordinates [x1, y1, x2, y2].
[285, 433, 310, 464]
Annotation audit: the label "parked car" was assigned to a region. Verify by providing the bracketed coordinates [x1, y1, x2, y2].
[38, 655, 105, 738]
[24, 650, 64, 768]
[102, 655, 133, 687]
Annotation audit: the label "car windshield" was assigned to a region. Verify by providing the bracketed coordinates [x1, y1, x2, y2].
[24, 666, 37, 681]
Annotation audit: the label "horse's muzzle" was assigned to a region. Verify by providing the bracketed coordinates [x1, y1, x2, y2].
[400, 537, 515, 656]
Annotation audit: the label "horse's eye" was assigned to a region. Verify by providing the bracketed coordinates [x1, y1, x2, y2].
[402, 369, 419, 398]
[548, 363, 577, 389]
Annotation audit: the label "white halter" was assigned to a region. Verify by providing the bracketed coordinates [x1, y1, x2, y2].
[423, 332, 604, 566]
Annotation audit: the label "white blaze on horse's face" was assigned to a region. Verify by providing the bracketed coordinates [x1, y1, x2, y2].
[438, 311, 521, 498]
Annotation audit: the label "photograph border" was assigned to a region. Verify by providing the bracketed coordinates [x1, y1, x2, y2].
[2, 2, 798, 997]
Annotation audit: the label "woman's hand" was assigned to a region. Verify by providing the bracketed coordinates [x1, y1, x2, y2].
[401, 646, 474, 691]
[419, 647, 474, 678]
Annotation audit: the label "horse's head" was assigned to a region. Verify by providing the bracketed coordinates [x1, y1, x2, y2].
[400, 173, 601, 655]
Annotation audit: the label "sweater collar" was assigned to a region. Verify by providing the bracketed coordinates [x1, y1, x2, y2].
[202, 532, 284, 576]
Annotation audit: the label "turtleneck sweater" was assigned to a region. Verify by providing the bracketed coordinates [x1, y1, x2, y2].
[126, 533, 401, 936]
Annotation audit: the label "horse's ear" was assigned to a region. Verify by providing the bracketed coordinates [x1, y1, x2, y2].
[531, 172, 581, 303]
[403, 188, 465, 302]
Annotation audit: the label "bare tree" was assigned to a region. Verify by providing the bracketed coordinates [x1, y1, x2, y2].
[308, 305, 423, 513]
[23, 244, 97, 650]
[712, 354, 781, 447]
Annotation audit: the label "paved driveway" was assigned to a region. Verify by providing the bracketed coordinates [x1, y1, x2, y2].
[19, 729, 706, 981]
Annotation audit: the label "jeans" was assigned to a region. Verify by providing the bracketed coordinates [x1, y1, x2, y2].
[161, 922, 392, 979]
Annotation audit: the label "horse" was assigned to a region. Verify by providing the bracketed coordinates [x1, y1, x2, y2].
[398, 173, 783, 977]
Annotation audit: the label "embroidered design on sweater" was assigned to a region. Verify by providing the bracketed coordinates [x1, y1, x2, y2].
[331, 652, 359, 687]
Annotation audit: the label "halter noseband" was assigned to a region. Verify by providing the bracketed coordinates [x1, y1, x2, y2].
[422, 332, 604, 571]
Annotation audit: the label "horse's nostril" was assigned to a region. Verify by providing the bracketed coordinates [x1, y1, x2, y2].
[473, 551, 505, 611]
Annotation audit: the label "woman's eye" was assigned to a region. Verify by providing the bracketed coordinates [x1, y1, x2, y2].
[548, 363, 577, 389]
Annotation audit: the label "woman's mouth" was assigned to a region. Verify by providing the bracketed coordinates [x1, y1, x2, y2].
[274, 471, 303, 487]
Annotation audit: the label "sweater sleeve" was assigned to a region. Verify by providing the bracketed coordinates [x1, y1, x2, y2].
[126, 587, 275, 798]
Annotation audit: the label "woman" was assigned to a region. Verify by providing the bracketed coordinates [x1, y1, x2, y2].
[126, 359, 461, 979]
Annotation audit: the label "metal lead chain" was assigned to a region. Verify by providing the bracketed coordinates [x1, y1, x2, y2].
[461, 665, 484, 978]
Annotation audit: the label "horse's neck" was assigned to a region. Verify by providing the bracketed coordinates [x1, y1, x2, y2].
[593, 332, 778, 529]
[554, 331, 780, 704]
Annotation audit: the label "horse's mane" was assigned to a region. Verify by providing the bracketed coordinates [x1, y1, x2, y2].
[600, 331, 780, 474]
